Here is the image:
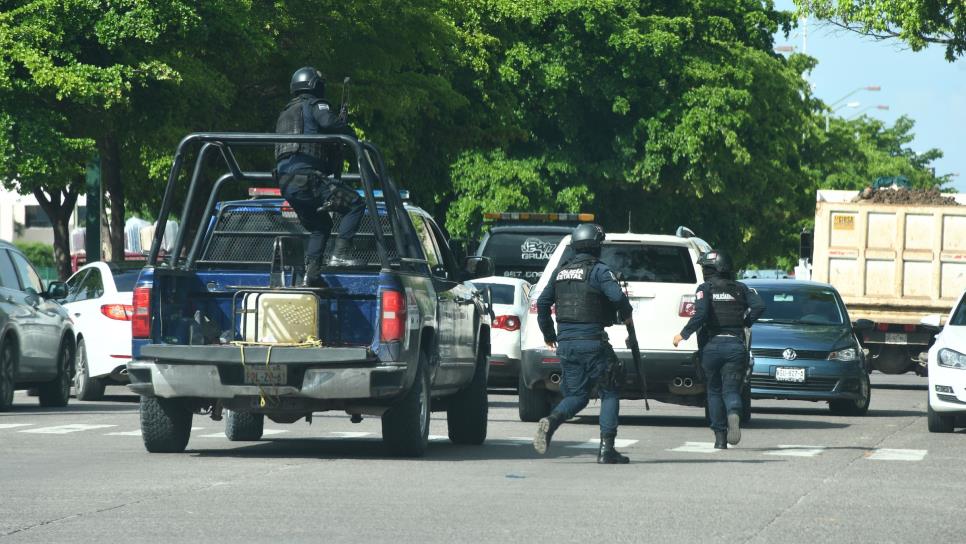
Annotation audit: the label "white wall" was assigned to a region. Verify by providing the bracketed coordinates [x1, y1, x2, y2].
[0, 188, 87, 245]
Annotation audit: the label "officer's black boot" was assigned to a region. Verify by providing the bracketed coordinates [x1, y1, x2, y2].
[327, 238, 358, 267]
[727, 411, 741, 445]
[533, 412, 564, 455]
[597, 433, 630, 464]
[713, 430, 728, 449]
[301, 257, 326, 288]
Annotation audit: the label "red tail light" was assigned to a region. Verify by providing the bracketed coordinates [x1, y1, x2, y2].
[876, 323, 889, 332]
[903, 324, 916, 332]
[132, 286, 152, 338]
[492, 315, 521, 331]
[380, 289, 406, 342]
[679, 295, 696, 317]
[101, 304, 134, 321]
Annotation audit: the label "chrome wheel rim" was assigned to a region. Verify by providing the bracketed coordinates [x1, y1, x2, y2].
[73, 344, 87, 392]
[418, 375, 429, 438]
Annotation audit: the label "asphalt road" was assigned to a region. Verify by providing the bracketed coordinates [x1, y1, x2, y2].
[1, 373, 964, 543]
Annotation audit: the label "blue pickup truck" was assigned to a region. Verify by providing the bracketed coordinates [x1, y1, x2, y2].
[127, 133, 493, 457]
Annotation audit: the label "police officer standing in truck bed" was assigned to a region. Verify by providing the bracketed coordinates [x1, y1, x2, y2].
[533, 223, 634, 464]
[674, 250, 765, 449]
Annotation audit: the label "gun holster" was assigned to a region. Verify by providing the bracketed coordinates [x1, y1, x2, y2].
[317, 181, 362, 214]
[600, 341, 625, 392]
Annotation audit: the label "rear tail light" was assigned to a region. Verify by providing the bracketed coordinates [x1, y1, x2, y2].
[903, 324, 916, 332]
[101, 304, 134, 321]
[380, 289, 406, 342]
[492, 315, 521, 331]
[876, 323, 889, 332]
[679, 295, 696, 317]
[132, 285, 152, 338]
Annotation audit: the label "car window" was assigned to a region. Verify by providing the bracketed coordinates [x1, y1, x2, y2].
[0, 250, 20, 290]
[755, 288, 845, 325]
[73, 268, 105, 302]
[474, 283, 516, 304]
[480, 231, 567, 283]
[65, 269, 89, 303]
[10, 252, 43, 293]
[950, 297, 966, 326]
[560, 243, 697, 284]
[410, 213, 441, 269]
[425, 218, 460, 281]
[112, 271, 142, 292]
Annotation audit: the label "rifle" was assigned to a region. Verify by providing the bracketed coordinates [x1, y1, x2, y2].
[618, 274, 650, 411]
[338, 77, 351, 124]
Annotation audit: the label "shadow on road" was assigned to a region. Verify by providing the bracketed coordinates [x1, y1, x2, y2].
[1, 400, 138, 415]
[574, 413, 850, 430]
[872, 382, 927, 391]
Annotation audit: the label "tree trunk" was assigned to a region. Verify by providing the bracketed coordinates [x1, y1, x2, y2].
[32, 185, 79, 281]
[99, 136, 125, 262]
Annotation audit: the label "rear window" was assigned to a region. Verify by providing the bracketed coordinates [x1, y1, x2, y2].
[481, 232, 567, 283]
[112, 271, 143, 292]
[560, 243, 697, 284]
[756, 288, 845, 325]
[474, 283, 516, 304]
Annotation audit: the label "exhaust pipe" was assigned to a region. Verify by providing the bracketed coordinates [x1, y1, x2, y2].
[549, 373, 562, 385]
[673, 377, 684, 388]
[683, 378, 694, 388]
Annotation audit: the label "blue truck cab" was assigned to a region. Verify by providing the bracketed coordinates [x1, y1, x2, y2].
[127, 133, 493, 457]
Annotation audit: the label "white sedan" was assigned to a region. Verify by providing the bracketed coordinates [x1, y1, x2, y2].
[63, 262, 142, 400]
[925, 288, 966, 432]
[471, 276, 532, 387]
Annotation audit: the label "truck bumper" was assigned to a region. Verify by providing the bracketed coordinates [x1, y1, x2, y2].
[127, 344, 408, 400]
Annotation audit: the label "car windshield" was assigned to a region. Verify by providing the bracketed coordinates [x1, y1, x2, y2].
[755, 288, 845, 325]
[474, 283, 516, 305]
[481, 231, 567, 283]
[951, 297, 966, 326]
[560, 243, 697, 284]
[112, 270, 142, 292]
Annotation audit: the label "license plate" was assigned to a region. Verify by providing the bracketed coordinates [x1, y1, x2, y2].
[244, 365, 287, 385]
[775, 367, 805, 383]
[885, 332, 907, 344]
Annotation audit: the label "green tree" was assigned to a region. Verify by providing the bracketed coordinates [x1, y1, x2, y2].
[796, 0, 966, 60]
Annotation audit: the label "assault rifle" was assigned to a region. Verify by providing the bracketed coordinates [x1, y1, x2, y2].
[338, 77, 351, 124]
[618, 274, 650, 411]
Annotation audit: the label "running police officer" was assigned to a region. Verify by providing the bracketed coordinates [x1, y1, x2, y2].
[533, 224, 634, 464]
[275, 66, 366, 287]
[673, 250, 765, 449]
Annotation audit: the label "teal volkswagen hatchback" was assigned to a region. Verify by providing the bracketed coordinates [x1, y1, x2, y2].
[745, 280, 871, 416]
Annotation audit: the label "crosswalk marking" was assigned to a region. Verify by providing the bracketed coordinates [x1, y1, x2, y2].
[21, 424, 116, 434]
[668, 442, 719, 453]
[867, 448, 927, 461]
[568, 438, 638, 450]
[764, 445, 827, 458]
[0, 423, 33, 429]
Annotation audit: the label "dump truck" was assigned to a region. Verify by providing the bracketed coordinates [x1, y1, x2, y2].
[805, 189, 966, 374]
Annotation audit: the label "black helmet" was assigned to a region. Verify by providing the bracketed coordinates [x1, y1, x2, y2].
[697, 249, 733, 275]
[290, 66, 325, 96]
[571, 223, 605, 253]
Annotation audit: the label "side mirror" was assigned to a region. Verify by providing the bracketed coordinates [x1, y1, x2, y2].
[46, 281, 69, 300]
[853, 318, 875, 332]
[463, 256, 494, 279]
[920, 314, 942, 330]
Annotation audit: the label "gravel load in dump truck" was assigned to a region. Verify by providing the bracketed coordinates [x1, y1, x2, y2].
[865, 187, 960, 206]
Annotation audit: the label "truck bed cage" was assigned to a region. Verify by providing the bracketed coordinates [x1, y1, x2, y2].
[148, 133, 422, 271]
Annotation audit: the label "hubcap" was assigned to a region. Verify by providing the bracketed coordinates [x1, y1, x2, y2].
[74, 346, 87, 391]
[418, 376, 429, 437]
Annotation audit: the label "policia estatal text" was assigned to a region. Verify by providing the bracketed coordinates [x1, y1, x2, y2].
[275, 66, 366, 287]
[674, 250, 764, 449]
[533, 224, 634, 464]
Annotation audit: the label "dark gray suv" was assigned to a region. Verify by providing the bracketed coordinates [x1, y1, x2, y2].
[0, 241, 74, 410]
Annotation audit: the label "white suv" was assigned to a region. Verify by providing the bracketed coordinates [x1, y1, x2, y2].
[518, 229, 711, 421]
[925, 288, 966, 432]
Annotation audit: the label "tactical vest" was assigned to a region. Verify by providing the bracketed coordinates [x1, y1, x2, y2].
[554, 256, 609, 324]
[274, 96, 328, 162]
[706, 278, 747, 335]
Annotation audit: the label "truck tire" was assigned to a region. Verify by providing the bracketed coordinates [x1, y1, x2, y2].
[0, 339, 15, 412]
[39, 342, 72, 408]
[874, 346, 912, 374]
[382, 357, 430, 457]
[927, 403, 955, 433]
[518, 372, 551, 422]
[225, 410, 264, 441]
[829, 372, 871, 416]
[74, 339, 106, 401]
[140, 396, 193, 453]
[447, 347, 488, 445]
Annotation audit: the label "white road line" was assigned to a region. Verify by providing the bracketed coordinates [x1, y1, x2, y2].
[107, 427, 204, 437]
[867, 448, 928, 461]
[428, 434, 448, 442]
[669, 442, 719, 453]
[327, 431, 373, 438]
[568, 438, 638, 450]
[491, 437, 534, 447]
[21, 424, 116, 434]
[764, 445, 827, 458]
[261, 429, 288, 436]
[0, 423, 33, 430]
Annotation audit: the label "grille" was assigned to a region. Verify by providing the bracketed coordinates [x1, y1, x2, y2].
[753, 348, 830, 361]
[750, 376, 838, 392]
[200, 205, 398, 267]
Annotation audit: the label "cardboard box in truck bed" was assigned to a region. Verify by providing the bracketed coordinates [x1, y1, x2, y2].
[810, 190, 966, 373]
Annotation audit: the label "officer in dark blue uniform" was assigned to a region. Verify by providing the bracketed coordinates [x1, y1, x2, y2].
[533, 224, 634, 464]
[674, 250, 765, 449]
[275, 66, 366, 286]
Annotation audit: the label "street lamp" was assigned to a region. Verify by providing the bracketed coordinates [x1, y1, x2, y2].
[847, 104, 890, 120]
[825, 101, 861, 132]
[829, 85, 881, 109]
